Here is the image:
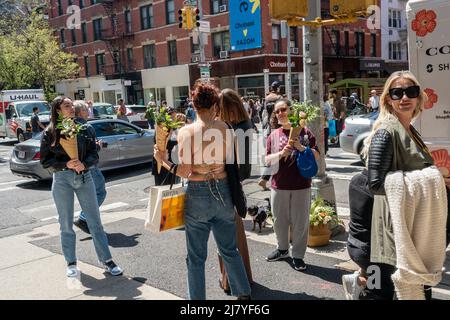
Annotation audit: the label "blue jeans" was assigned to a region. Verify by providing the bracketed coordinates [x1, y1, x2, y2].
[148, 119, 155, 129]
[184, 178, 251, 300]
[79, 167, 106, 222]
[52, 170, 112, 264]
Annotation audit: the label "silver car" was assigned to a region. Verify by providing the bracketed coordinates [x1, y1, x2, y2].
[9, 119, 154, 180]
[339, 111, 379, 159]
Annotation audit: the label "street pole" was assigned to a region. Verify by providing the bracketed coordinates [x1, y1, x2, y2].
[196, 0, 206, 64]
[286, 21, 292, 101]
[303, 0, 339, 231]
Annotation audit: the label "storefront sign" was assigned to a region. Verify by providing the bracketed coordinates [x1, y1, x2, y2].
[359, 59, 385, 71]
[229, 0, 262, 52]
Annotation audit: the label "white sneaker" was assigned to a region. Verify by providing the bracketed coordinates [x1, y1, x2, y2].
[66, 264, 79, 278]
[342, 271, 364, 300]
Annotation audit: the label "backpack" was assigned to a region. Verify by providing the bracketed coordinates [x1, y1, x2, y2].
[296, 147, 318, 178]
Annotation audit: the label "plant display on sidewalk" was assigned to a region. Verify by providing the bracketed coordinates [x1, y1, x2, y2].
[56, 115, 85, 160]
[155, 107, 184, 173]
[309, 196, 342, 227]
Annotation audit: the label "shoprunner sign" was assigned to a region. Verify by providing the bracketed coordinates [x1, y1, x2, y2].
[229, 0, 262, 52]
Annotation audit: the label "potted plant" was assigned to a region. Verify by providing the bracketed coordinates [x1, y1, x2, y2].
[308, 196, 342, 247]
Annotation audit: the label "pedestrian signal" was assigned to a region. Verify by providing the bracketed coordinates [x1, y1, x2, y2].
[330, 0, 377, 17]
[269, 0, 308, 20]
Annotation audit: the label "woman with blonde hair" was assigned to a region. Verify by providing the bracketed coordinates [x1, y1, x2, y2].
[344, 71, 448, 300]
[217, 88, 254, 294]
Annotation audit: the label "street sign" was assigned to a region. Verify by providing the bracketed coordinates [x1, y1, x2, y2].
[229, 0, 262, 51]
[77, 89, 85, 99]
[198, 20, 210, 33]
[124, 80, 132, 86]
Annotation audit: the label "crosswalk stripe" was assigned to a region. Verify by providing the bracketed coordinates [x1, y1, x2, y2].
[0, 179, 28, 186]
[0, 186, 18, 192]
[39, 202, 130, 222]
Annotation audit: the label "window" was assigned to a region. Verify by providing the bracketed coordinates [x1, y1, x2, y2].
[344, 31, 349, 55]
[113, 123, 140, 135]
[125, 10, 132, 33]
[81, 22, 87, 43]
[370, 33, 377, 57]
[143, 44, 156, 69]
[113, 50, 120, 73]
[289, 27, 298, 51]
[58, 0, 63, 15]
[166, 0, 175, 24]
[389, 42, 402, 60]
[70, 28, 76, 46]
[168, 40, 178, 65]
[93, 18, 102, 41]
[91, 0, 98, 4]
[210, 0, 228, 14]
[389, 9, 402, 28]
[355, 32, 365, 56]
[68, 0, 73, 5]
[79, 0, 85, 9]
[212, 31, 230, 57]
[84, 56, 90, 77]
[127, 47, 134, 69]
[60, 29, 65, 44]
[95, 53, 105, 74]
[272, 25, 281, 53]
[331, 30, 340, 55]
[140, 5, 154, 30]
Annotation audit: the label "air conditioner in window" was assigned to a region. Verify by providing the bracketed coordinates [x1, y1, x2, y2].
[291, 47, 299, 54]
[219, 50, 229, 59]
[219, 5, 227, 13]
[192, 55, 200, 63]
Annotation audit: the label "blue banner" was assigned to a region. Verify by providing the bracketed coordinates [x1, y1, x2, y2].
[229, 0, 262, 52]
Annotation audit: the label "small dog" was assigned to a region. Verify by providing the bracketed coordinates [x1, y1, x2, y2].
[248, 205, 268, 233]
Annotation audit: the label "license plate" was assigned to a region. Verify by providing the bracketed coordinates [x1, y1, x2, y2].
[18, 151, 25, 159]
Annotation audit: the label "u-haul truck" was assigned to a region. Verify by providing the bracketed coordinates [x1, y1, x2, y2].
[407, 0, 450, 176]
[0, 89, 49, 142]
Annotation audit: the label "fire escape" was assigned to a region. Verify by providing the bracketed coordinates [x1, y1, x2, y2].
[98, 0, 135, 80]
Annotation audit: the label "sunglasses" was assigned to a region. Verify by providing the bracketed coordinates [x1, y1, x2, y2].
[389, 86, 420, 100]
[275, 107, 288, 114]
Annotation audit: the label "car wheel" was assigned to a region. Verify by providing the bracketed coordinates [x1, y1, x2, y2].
[358, 144, 365, 162]
[17, 131, 25, 143]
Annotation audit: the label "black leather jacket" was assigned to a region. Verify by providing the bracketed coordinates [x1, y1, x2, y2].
[367, 129, 394, 195]
[40, 122, 99, 172]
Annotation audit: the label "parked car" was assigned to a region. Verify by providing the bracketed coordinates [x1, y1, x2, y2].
[339, 111, 379, 160]
[123, 105, 148, 129]
[9, 119, 154, 180]
[92, 102, 116, 119]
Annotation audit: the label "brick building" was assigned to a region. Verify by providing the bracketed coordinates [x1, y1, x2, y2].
[48, 0, 382, 108]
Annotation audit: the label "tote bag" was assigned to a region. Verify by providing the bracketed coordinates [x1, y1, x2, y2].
[328, 120, 337, 137]
[296, 147, 318, 178]
[145, 168, 186, 232]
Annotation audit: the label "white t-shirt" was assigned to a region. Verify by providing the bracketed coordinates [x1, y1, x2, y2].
[370, 96, 380, 111]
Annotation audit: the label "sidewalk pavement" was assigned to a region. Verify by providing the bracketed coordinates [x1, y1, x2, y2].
[1, 178, 448, 300]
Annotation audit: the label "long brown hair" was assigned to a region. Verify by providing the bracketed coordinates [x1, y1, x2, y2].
[47, 96, 69, 145]
[218, 88, 250, 124]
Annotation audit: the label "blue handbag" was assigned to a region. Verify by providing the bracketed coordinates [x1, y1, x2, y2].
[296, 147, 318, 178]
[328, 119, 337, 137]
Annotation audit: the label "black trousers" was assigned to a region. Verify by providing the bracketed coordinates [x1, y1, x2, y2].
[324, 127, 329, 154]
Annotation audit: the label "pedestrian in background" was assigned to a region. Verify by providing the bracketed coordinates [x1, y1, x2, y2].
[367, 89, 380, 113]
[40, 96, 122, 278]
[116, 98, 129, 122]
[145, 101, 156, 129]
[264, 100, 319, 272]
[217, 88, 254, 294]
[30, 106, 46, 138]
[185, 101, 197, 124]
[86, 100, 96, 118]
[323, 93, 334, 155]
[154, 83, 251, 300]
[72, 100, 107, 235]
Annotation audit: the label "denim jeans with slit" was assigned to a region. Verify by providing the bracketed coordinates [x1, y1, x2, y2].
[184, 178, 251, 300]
[52, 170, 112, 264]
[79, 167, 106, 222]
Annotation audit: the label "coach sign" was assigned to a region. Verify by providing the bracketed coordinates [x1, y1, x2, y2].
[360, 59, 385, 71]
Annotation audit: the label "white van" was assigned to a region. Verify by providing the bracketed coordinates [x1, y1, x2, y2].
[407, 0, 450, 176]
[0, 89, 50, 142]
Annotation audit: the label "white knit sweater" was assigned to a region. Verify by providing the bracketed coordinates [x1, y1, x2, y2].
[385, 166, 448, 300]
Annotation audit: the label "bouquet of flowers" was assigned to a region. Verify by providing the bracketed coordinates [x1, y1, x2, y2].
[155, 107, 185, 173]
[56, 115, 84, 160]
[288, 101, 320, 144]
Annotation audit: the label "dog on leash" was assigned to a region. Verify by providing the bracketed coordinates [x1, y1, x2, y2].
[247, 205, 268, 233]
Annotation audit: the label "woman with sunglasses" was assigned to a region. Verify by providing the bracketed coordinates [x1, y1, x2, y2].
[264, 100, 319, 271]
[350, 71, 446, 300]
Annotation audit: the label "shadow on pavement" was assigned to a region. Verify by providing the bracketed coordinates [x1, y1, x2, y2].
[250, 282, 327, 300]
[79, 233, 142, 248]
[80, 272, 146, 300]
[16, 179, 52, 190]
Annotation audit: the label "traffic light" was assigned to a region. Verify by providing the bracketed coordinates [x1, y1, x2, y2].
[330, 0, 377, 17]
[192, 7, 201, 28]
[269, 0, 308, 20]
[178, 8, 185, 28]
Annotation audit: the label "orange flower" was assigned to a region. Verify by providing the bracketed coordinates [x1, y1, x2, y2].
[319, 212, 326, 217]
[424, 88, 438, 109]
[412, 10, 437, 37]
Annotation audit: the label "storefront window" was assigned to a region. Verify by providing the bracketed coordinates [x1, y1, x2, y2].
[144, 88, 166, 106]
[173, 86, 189, 109]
